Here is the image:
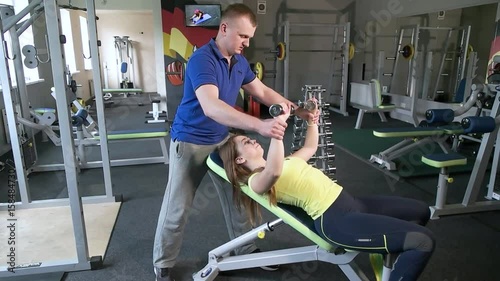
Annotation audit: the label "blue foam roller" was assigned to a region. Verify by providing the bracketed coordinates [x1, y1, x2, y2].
[461, 116, 496, 134]
[426, 109, 454, 124]
[121, 62, 128, 74]
[71, 109, 89, 126]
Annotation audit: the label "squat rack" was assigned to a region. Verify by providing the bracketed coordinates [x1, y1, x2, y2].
[0, 0, 115, 277]
[276, 21, 351, 116]
[376, 25, 471, 102]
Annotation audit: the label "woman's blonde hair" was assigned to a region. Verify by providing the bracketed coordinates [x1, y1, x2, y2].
[218, 134, 276, 226]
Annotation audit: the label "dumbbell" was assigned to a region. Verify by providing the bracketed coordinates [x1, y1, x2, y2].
[310, 153, 336, 161]
[269, 100, 317, 117]
[317, 143, 335, 149]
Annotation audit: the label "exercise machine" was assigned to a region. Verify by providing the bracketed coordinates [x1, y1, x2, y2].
[369, 83, 481, 171]
[374, 25, 474, 126]
[420, 83, 500, 219]
[376, 25, 471, 101]
[22, 88, 169, 172]
[114, 35, 134, 89]
[145, 95, 167, 124]
[101, 36, 143, 99]
[0, 0, 116, 277]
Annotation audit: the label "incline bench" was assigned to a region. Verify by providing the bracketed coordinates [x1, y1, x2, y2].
[193, 152, 395, 281]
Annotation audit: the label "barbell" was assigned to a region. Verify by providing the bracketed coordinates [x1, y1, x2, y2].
[388, 44, 474, 61]
[253, 62, 264, 80]
[269, 42, 356, 61]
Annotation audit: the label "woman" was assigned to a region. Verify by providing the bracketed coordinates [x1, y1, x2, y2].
[218, 102, 435, 281]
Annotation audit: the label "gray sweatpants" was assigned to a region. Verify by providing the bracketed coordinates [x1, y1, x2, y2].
[153, 139, 256, 268]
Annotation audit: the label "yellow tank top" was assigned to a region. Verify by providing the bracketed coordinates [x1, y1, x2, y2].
[249, 157, 342, 219]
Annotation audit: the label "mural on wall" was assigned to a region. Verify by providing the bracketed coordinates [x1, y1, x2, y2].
[161, 0, 219, 119]
[488, 19, 500, 80]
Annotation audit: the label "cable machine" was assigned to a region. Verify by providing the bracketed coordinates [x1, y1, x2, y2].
[114, 35, 135, 89]
[0, 0, 117, 276]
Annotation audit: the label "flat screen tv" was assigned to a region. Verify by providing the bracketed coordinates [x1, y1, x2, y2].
[185, 4, 221, 27]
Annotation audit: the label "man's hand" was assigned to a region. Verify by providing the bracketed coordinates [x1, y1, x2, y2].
[259, 118, 287, 139]
[258, 102, 290, 140]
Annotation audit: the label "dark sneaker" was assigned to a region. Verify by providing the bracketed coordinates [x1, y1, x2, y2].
[154, 267, 175, 281]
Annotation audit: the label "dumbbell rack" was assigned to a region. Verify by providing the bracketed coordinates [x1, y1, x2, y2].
[290, 85, 336, 179]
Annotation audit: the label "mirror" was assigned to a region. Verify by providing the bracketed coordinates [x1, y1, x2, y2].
[363, 3, 497, 104]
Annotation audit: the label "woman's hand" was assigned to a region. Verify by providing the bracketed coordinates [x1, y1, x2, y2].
[306, 98, 319, 125]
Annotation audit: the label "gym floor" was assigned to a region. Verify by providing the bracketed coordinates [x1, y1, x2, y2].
[3, 95, 500, 281]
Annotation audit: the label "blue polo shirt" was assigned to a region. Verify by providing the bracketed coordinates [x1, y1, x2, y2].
[170, 39, 256, 145]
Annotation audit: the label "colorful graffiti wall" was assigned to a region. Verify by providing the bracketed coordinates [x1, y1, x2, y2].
[161, 0, 218, 120]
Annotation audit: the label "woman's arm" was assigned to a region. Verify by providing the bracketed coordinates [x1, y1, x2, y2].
[248, 104, 291, 194]
[290, 102, 320, 161]
[249, 137, 284, 194]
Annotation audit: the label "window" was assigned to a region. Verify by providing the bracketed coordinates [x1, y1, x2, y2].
[60, 9, 77, 73]
[80, 16, 92, 70]
[0, 0, 40, 84]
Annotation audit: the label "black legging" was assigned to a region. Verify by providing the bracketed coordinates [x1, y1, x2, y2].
[314, 191, 435, 281]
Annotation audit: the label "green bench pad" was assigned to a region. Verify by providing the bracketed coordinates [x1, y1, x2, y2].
[35, 108, 56, 114]
[374, 127, 446, 138]
[102, 88, 143, 93]
[94, 128, 168, 140]
[421, 153, 467, 168]
[207, 152, 336, 252]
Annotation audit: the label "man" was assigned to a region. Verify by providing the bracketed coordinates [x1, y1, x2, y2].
[153, 4, 311, 281]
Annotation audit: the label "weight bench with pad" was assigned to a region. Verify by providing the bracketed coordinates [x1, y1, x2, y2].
[370, 126, 459, 170]
[103, 88, 143, 99]
[193, 152, 394, 281]
[421, 153, 467, 219]
[350, 79, 395, 129]
[353, 105, 395, 130]
[92, 128, 169, 166]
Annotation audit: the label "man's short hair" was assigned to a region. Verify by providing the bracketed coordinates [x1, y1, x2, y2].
[221, 3, 257, 27]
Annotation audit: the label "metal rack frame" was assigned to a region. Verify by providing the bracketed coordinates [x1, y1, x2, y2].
[276, 21, 351, 116]
[0, 0, 117, 276]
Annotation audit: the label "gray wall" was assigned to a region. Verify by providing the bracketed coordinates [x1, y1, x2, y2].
[243, 0, 356, 102]
[355, 0, 498, 22]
